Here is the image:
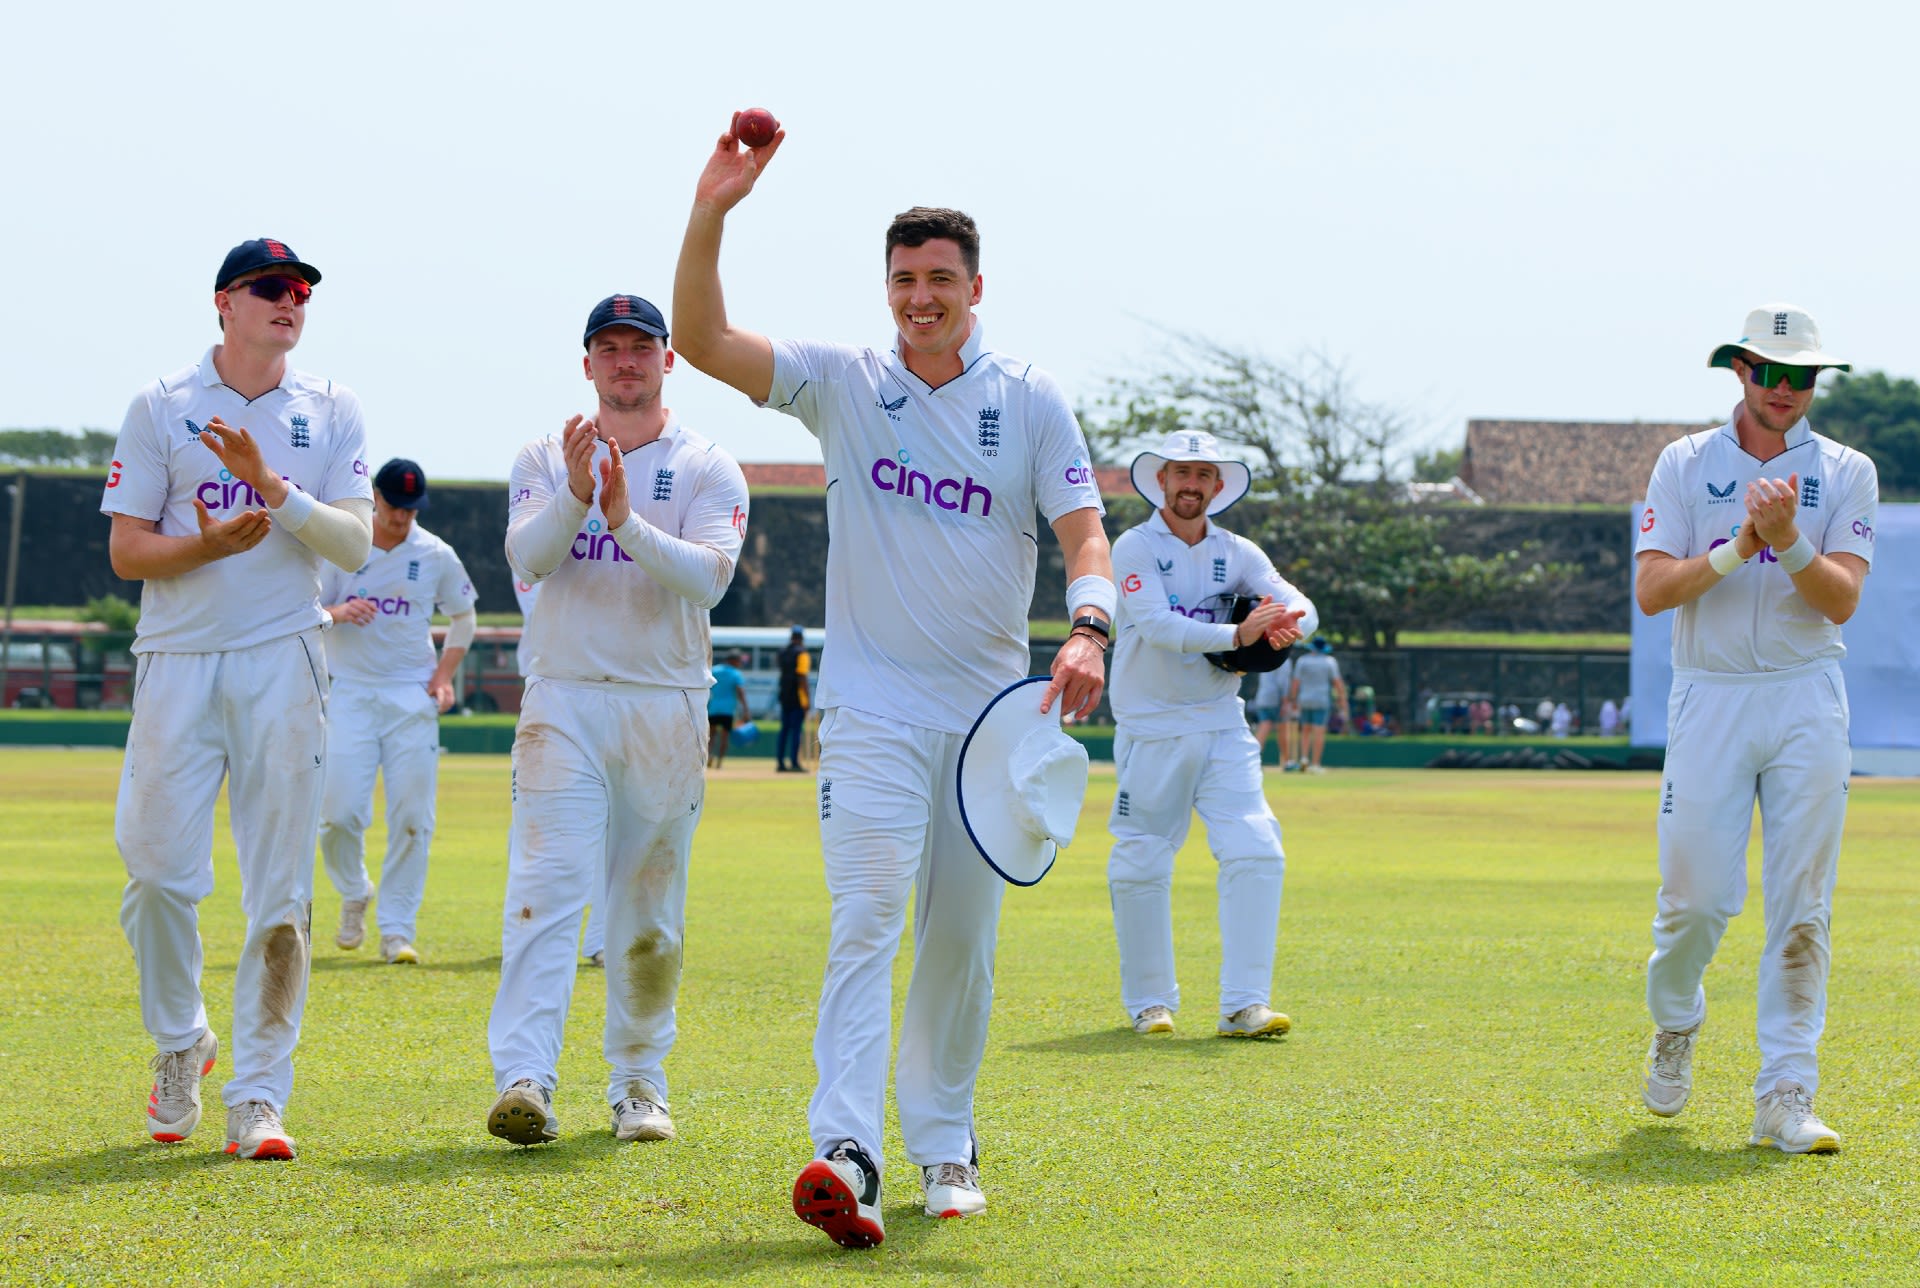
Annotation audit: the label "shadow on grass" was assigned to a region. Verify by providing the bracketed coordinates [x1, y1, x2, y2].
[1559, 1124, 1800, 1186]
[0, 1142, 233, 1196]
[330, 1135, 622, 1182]
[1010, 1028, 1284, 1058]
[407, 1208, 979, 1285]
[309, 955, 502, 975]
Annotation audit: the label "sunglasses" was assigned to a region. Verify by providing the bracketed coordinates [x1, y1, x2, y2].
[1743, 361, 1819, 392]
[230, 275, 312, 305]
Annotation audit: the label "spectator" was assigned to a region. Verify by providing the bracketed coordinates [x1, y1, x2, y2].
[1599, 698, 1621, 737]
[1551, 702, 1572, 738]
[707, 650, 751, 769]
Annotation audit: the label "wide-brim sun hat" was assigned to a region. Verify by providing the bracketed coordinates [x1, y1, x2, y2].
[1708, 303, 1850, 371]
[956, 676, 1091, 887]
[1130, 430, 1252, 516]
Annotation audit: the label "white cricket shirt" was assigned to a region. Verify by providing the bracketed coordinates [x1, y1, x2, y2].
[100, 348, 373, 654]
[318, 524, 478, 686]
[506, 418, 748, 689]
[1637, 411, 1878, 674]
[764, 327, 1105, 733]
[1109, 510, 1318, 739]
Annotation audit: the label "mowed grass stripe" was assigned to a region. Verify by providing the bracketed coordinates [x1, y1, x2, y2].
[1, 751, 1916, 1286]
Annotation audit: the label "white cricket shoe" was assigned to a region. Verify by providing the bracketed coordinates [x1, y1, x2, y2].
[1218, 1004, 1291, 1038]
[1643, 1025, 1698, 1117]
[612, 1080, 675, 1142]
[1306, 764, 1328, 775]
[336, 898, 368, 950]
[223, 1100, 295, 1160]
[793, 1139, 885, 1249]
[586, 950, 605, 968]
[1131, 1005, 1175, 1035]
[921, 1161, 987, 1219]
[380, 935, 419, 965]
[489, 1079, 559, 1145]
[146, 1028, 218, 1143]
[1750, 1081, 1840, 1154]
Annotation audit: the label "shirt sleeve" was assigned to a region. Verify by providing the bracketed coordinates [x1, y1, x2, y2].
[1636, 443, 1689, 558]
[764, 338, 863, 443]
[1235, 539, 1321, 640]
[318, 386, 375, 506]
[505, 440, 589, 582]
[1027, 369, 1105, 524]
[1820, 449, 1878, 567]
[100, 387, 169, 522]
[1114, 528, 1236, 653]
[435, 544, 479, 616]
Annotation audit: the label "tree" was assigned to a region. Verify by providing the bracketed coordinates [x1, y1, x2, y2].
[1814, 371, 1920, 498]
[1085, 336, 1574, 647]
[1410, 444, 1464, 483]
[0, 428, 117, 468]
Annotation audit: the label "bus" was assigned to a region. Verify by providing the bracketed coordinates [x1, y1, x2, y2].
[1, 620, 136, 709]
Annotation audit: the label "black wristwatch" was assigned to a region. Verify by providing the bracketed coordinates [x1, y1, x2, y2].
[1070, 614, 1111, 649]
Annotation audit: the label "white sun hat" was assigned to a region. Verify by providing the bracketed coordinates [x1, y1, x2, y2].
[956, 676, 1091, 887]
[1708, 303, 1851, 371]
[1129, 430, 1252, 516]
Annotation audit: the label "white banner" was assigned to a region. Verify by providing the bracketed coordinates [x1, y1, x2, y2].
[1630, 501, 1920, 749]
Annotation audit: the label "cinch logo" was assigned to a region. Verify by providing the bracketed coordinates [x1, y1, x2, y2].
[1122, 573, 1143, 594]
[571, 518, 635, 563]
[1062, 458, 1093, 487]
[652, 468, 674, 502]
[197, 469, 297, 512]
[1710, 533, 1777, 565]
[1170, 602, 1222, 622]
[1800, 476, 1820, 508]
[1211, 557, 1227, 583]
[1852, 518, 1874, 543]
[107, 460, 123, 488]
[1641, 509, 1656, 533]
[1706, 480, 1737, 505]
[290, 414, 310, 449]
[512, 487, 532, 505]
[870, 453, 993, 516]
[352, 459, 369, 476]
[876, 394, 908, 423]
[348, 592, 413, 617]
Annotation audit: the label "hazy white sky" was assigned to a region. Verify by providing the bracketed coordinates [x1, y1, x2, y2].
[3, 1, 1913, 482]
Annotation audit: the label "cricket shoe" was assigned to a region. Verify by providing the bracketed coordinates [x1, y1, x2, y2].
[336, 898, 368, 950]
[793, 1140, 884, 1249]
[921, 1161, 987, 1219]
[224, 1100, 295, 1160]
[146, 1028, 218, 1143]
[380, 935, 419, 965]
[1218, 1004, 1291, 1038]
[1750, 1081, 1840, 1154]
[489, 1079, 559, 1145]
[611, 1081, 675, 1142]
[1643, 1025, 1699, 1117]
[1132, 1005, 1175, 1035]
[586, 951, 605, 969]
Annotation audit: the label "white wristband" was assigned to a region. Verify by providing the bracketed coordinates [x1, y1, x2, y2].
[1066, 573, 1117, 621]
[1775, 534, 1816, 574]
[1706, 541, 1745, 576]
[268, 485, 316, 532]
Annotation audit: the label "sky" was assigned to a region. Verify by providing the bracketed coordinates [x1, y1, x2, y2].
[3, 1, 1915, 483]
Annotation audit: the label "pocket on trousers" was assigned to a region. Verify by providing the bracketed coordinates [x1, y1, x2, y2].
[1822, 673, 1851, 732]
[1665, 682, 1695, 744]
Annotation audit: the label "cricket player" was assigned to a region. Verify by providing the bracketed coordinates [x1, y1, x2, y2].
[1107, 432, 1313, 1040]
[674, 115, 1113, 1247]
[317, 458, 478, 965]
[103, 237, 373, 1160]
[485, 293, 749, 1150]
[1636, 303, 1877, 1154]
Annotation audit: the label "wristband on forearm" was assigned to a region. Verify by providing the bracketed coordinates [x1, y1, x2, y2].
[1775, 534, 1816, 574]
[1066, 574, 1117, 621]
[1707, 542, 1745, 576]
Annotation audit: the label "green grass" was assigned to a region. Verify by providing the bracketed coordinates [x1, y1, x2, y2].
[3, 755, 1917, 1285]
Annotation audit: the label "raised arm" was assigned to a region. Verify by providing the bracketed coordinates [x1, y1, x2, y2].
[672, 114, 784, 402]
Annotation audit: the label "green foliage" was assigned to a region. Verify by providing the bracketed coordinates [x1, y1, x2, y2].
[1815, 370, 1920, 497]
[1085, 336, 1573, 644]
[1410, 443, 1465, 482]
[0, 428, 117, 468]
[79, 594, 139, 631]
[5, 755, 1919, 1283]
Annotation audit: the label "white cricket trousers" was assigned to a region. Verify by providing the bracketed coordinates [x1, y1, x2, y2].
[1647, 662, 1853, 1100]
[317, 679, 441, 941]
[1108, 724, 1286, 1019]
[487, 679, 706, 1106]
[116, 630, 328, 1111]
[809, 707, 1006, 1175]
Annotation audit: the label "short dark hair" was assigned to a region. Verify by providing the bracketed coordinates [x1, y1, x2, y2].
[885, 207, 980, 278]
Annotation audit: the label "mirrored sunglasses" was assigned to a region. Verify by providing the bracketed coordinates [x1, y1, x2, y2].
[1745, 361, 1820, 392]
[232, 275, 312, 304]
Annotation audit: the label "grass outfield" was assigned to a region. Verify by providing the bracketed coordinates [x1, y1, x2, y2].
[3, 755, 1916, 1286]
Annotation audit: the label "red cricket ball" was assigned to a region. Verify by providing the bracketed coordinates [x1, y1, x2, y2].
[736, 107, 779, 149]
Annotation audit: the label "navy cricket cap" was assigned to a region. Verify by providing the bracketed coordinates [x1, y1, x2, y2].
[215, 237, 322, 291]
[373, 458, 430, 511]
[584, 294, 668, 347]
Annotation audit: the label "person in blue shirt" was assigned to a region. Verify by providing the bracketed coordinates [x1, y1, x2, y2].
[707, 651, 751, 768]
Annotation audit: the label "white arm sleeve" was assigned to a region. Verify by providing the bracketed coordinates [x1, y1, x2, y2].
[507, 486, 590, 581]
[609, 514, 735, 610]
[1114, 530, 1236, 653]
[443, 609, 477, 652]
[272, 492, 373, 572]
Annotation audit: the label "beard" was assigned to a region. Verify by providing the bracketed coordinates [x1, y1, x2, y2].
[1169, 493, 1208, 520]
[599, 388, 653, 414]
